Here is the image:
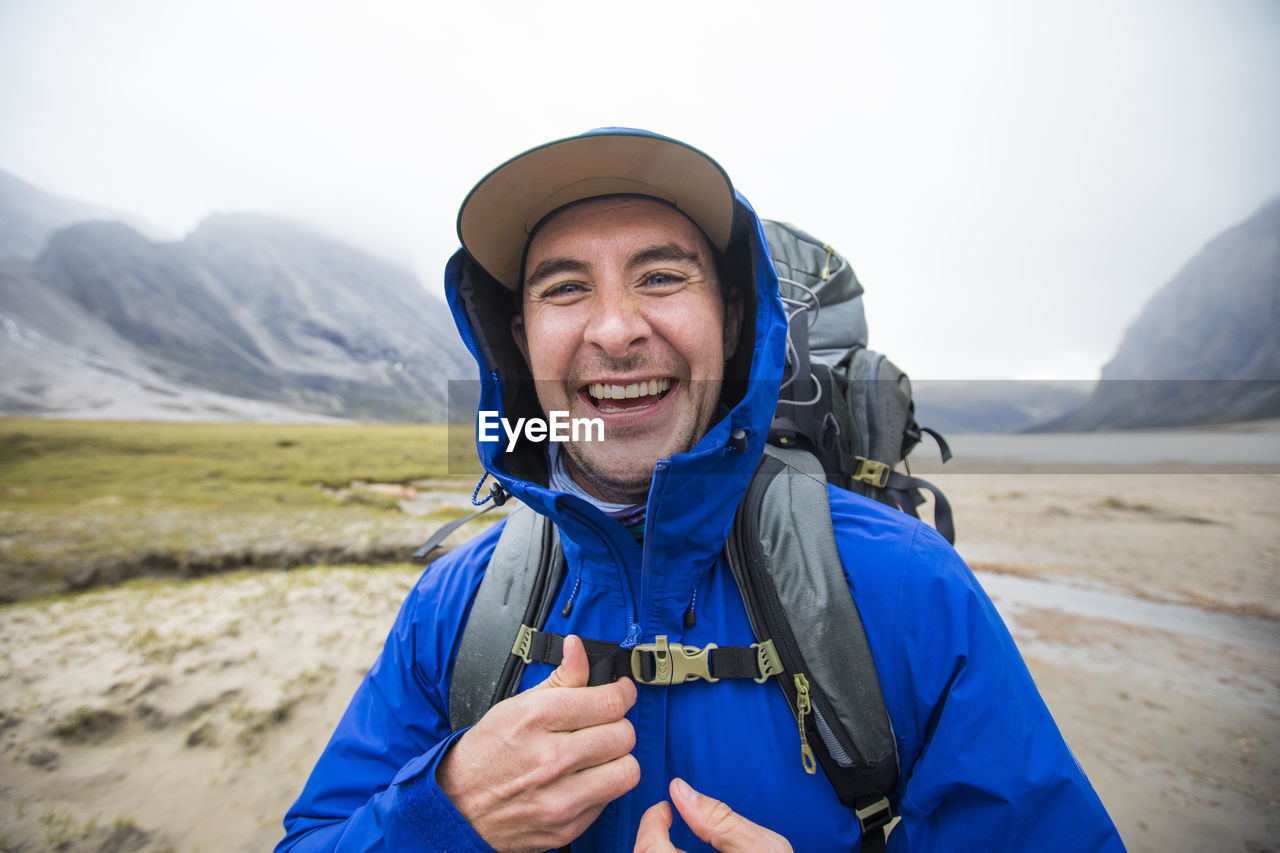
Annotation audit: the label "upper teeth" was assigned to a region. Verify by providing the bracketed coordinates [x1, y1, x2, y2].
[589, 378, 671, 400]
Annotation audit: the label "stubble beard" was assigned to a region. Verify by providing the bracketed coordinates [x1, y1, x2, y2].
[558, 383, 719, 505]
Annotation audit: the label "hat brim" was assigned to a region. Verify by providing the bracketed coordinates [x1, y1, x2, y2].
[457, 130, 735, 291]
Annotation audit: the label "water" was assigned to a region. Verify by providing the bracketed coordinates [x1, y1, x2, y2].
[977, 571, 1279, 652]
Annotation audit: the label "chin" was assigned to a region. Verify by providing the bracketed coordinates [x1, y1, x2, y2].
[564, 448, 655, 503]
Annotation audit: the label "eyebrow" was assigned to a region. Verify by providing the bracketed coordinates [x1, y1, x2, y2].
[524, 257, 590, 292]
[625, 242, 705, 272]
[523, 242, 707, 293]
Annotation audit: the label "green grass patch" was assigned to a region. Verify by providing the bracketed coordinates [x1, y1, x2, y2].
[0, 418, 477, 509]
[0, 420, 489, 601]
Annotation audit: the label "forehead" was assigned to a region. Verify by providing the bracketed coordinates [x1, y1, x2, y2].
[524, 197, 712, 266]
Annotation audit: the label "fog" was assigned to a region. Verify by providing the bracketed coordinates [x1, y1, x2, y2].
[2, 0, 1278, 378]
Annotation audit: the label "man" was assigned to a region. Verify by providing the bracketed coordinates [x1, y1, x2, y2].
[277, 129, 1124, 851]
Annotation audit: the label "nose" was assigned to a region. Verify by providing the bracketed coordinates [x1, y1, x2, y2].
[583, 286, 650, 358]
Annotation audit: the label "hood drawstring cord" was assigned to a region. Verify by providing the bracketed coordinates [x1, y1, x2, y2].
[471, 473, 508, 507]
[684, 589, 697, 628]
[410, 475, 507, 561]
[561, 575, 582, 618]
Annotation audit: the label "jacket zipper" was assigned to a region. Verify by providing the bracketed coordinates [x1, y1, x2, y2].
[562, 504, 641, 647]
[638, 459, 671, 641]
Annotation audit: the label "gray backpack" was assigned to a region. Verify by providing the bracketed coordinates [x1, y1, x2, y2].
[763, 220, 953, 542]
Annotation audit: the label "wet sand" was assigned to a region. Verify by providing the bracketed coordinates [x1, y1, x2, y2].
[1, 464, 1277, 851]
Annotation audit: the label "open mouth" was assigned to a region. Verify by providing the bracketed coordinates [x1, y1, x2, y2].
[582, 378, 674, 413]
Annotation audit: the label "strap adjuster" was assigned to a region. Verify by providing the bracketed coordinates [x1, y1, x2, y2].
[854, 795, 894, 834]
[852, 457, 891, 488]
[511, 624, 535, 664]
[630, 635, 719, 685]
[754, 639, 783, 683]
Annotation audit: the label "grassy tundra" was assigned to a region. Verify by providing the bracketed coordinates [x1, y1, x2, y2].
[0, 419, 487, 602]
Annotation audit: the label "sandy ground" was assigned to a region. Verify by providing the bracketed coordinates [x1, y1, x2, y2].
[1, 469, 1277, 852]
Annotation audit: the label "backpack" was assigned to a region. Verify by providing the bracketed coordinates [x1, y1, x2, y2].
[762, 220, 953, 542]
[415, 222, 955, 851]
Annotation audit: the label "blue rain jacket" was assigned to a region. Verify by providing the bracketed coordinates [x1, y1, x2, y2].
[277, 181, 1124, 852]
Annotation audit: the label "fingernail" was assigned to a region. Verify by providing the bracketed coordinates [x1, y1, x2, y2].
[672, 777, 693, 801]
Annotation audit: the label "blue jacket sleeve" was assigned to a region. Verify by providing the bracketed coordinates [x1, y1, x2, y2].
[829, 490, 1125, 852]
[275, 528, 504, 852]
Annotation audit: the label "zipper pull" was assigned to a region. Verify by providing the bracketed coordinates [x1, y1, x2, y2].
[793, 673, 818, 774]
[820, 245, 835, 281]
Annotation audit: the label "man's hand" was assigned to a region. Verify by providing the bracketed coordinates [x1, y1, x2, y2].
[634, 778, 793, 853]
[437, 635, 640, 853]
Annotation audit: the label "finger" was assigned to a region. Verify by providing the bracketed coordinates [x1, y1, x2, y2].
[532, 676, 637, 733]
[554, 716, 637, 773]
[561, 751, 642, 809]
[532, 634, 591, 690]
[634, 801, 681, 853]
[670, 778, 790, 853]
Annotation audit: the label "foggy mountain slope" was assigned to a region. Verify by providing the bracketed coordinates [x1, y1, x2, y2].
[0, 255, 165, 412]
[0, 257, 337, 421]
[186, 214, 470, 386]
[1039, 199, 1280, 430]
[0, 179, 471, 421]
[38, 222, 281, 395]
[0, 169, 150, 261]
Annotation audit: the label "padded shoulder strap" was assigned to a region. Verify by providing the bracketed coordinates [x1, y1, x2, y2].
[729, 445, 899, 801]
[449, 503, 562, 730]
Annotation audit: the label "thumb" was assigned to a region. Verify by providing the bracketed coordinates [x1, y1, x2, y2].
[634, 801, 681, 853]
[534, 633, 590, 690]
[669, 778, 791, 853]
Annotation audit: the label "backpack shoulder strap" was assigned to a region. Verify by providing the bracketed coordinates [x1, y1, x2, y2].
[726, 445, 899, 847]
[448, 502, 563, 730]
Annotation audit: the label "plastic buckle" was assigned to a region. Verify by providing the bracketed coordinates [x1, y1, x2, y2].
[630, 635, 719, 685]
[854, 796, 894, 834]
[853, 457, 891, 488]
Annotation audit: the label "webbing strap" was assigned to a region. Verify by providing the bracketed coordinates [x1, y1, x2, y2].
[853, 794, 894, 852]
[886, 471, 955, 544]
[516, 630, 633, 685]
[411, 502, 500, 560]
[514, 627, 781, 687]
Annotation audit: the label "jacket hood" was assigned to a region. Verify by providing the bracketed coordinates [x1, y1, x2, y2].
[444, 189, 786, 590]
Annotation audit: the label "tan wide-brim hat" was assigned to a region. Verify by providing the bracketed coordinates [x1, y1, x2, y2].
[457, 128, 736, 291]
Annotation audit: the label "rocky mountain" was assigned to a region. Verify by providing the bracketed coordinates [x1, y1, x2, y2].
[0, 179, 471, 421]
[0, 169, 153, 262]
[1038, 199, 1280, 430]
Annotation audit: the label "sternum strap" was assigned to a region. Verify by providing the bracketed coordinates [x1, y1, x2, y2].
[514, 626, 781, 687]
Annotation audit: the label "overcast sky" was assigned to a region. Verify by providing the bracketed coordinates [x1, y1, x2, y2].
[2, 0, 1277, 379]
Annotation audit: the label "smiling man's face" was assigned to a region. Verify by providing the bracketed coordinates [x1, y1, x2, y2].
[511, 196, 741, 504]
